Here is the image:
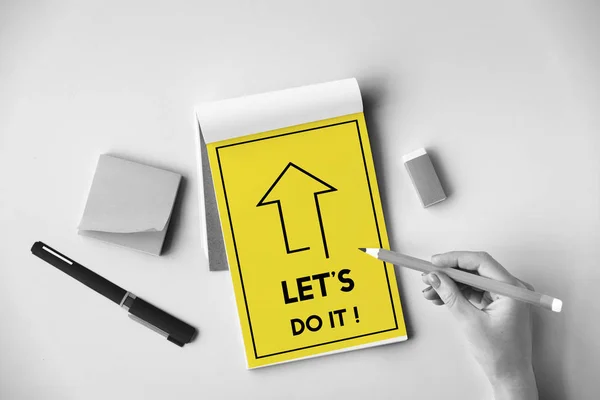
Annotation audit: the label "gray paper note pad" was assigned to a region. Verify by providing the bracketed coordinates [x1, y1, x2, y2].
[78, 155, 181, 255]
[403, 148, 446, 208]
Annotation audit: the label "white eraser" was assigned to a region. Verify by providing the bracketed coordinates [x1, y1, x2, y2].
[403, 148, 446, 207]
[402, 148, 427, 163]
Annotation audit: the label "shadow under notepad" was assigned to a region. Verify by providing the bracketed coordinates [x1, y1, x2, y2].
[200, 131, 229, 271]
[362, 78, 415, 339]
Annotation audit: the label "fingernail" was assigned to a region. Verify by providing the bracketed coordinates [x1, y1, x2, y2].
[431, 254, 440, 265]
[422, 286, 433, 293]
[428, 273, 441, 289]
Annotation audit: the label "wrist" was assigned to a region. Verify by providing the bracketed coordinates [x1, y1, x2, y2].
[490, 365, 538, 400]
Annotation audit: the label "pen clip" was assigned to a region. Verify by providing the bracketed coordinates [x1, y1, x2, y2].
[128, 314, 169, 339]
[37, 242, 75, 265]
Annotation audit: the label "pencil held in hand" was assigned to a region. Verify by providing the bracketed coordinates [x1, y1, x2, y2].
[360, 248, 562, 313]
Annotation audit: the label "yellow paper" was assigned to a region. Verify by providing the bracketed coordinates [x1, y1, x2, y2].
[207, 113, 407, 368]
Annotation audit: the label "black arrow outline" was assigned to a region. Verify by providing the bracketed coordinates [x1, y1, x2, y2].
[257, 162, 337, 258]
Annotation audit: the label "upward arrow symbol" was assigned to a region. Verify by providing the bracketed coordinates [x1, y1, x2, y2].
[257, 162, 337, 259]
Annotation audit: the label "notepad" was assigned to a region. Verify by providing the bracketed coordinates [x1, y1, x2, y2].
[78, 155, 181, 255]
[195, 79, 407, 368]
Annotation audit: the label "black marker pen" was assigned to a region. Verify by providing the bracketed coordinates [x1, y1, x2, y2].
[31, 241, 197, 347]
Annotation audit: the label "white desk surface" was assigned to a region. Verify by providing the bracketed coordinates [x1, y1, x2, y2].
[1, 2, 598, 399]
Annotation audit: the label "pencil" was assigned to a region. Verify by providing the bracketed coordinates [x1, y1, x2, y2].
[359, 248, 562, 313]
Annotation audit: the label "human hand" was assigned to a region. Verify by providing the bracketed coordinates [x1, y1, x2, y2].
[422, 251, 538, 400]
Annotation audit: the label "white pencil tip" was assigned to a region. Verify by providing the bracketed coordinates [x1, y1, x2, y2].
[552, 299, 563, 312]
[360, 248, 379, 258]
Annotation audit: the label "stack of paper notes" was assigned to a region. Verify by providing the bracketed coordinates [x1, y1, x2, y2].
[78, 155, 181, 255]
[195, 79, 407, 368]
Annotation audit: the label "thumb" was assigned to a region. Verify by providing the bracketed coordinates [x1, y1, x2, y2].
[427, 272, 477, 321]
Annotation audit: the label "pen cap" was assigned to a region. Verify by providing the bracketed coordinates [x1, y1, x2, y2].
[128, 297, 197, 347]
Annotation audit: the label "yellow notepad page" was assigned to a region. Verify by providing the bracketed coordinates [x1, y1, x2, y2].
[207, 112, 407, 368]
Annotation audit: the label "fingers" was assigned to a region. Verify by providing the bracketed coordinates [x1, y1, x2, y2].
[431, 251, 519, 285]
[425, 272, 477, 320]
[461, 287, 482, 304]
[462, 287, 493, 309]
[517, 278, 535, 291]
[422, 274, 472, 292]
[422, 286, 440, 300]
[423, 283, 492, 309]
[422, 286, 444, 305]
[482, 291, 494, 304]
